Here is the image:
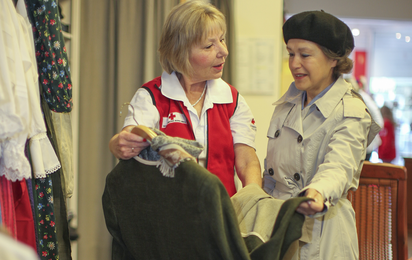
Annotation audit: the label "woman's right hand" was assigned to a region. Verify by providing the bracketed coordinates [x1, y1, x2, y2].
[296, 188, 325, 216]
[109, 125, 150, 160]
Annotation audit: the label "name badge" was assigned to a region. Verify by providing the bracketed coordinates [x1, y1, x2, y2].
[162, 112, 187, 128]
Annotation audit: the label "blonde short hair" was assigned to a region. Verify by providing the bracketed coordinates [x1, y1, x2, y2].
[158, 1, 226, 76]
[321, 46, 353, 81]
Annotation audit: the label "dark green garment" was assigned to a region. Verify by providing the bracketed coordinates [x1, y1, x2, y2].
[249, 197, 311, 260]
[38, 92, 72, 260]
[34, 176, 59, 260]
[103, 158, 251, 260]
[103, 158, 310, 260]
[25, 0, 73, 112]
[231, 183, 311, 259]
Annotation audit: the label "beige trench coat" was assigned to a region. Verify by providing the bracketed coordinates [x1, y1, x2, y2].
[263, 77, 381, 260]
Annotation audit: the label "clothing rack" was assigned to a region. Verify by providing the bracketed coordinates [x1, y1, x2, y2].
[0, 0, 74, 259]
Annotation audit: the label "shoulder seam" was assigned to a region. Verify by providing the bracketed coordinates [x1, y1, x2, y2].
[233, 91, 239, 117]
[141, 86, 156, 106]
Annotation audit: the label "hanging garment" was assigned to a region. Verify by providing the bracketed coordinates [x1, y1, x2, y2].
[34, 176, 59, 260]
[40, 88, 73, 259]
[16, 0, 61, 179]
[25, 178, 39, 247]
[0, 176, 17, 238]
[25, 0, 73, 112]
[12, 179, 37, 252]
[0, 0, 31, 181]
[0, 192, 2, 226]
[49, 112, 73, 197]
[1, 0, 61, 181]
[49, 169, 72, 260]
[0, 0, 24, 142]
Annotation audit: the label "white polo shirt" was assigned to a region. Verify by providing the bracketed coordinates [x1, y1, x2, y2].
[124, 71, 257, 165]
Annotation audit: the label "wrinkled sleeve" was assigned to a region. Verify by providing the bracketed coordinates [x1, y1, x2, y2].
[123, 87, 160, 129]
[304, 112, 370, 212]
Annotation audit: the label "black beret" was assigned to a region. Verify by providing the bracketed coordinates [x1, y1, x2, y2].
[283, 10, 354, 56]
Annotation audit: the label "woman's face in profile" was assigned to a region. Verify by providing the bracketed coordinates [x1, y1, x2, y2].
[287, 39, 337, 98]
[187, 30, 228, 83]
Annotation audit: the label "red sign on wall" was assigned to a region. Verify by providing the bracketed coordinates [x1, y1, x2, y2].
[354, 51, 367, 80]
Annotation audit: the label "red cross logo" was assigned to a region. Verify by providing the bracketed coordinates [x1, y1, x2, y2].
[251, 118, 255, 125]
[168, 113, 176, 120]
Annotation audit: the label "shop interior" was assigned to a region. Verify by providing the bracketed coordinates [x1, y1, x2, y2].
[342, 17, 412, 166]
[342, 16, 412, 259]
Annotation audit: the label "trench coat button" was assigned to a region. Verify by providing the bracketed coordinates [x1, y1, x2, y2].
[294, 173, 300, 181]
[275, 130, 280, 138]
[297, 135, 303, 143]
[268, 168, 274, 176]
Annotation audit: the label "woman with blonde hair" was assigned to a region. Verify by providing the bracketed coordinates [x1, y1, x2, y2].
[109, 1, 261, 196]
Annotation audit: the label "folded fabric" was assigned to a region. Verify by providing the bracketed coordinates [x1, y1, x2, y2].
[232, 183, 312, 259]
[232, 183, 283, 243]
[150, 127, 203, 158]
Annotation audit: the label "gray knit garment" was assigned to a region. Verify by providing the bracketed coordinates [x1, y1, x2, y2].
[136, 128, 204, 178]
[149, 128, 203, 158]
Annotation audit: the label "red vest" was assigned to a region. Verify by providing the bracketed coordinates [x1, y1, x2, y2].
[141, 77, 238, 196]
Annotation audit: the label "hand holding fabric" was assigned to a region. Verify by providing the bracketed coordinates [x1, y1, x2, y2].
[150, 128, 203, 158]
[109, 125, 150, 160]
[296, 188, 324, 216]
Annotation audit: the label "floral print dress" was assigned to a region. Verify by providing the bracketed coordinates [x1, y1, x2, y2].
[35, 177, 59, 260]
[25, 0, 73, 112]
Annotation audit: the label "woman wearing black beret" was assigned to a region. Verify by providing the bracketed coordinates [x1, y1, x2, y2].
[263, 11, 380, 259]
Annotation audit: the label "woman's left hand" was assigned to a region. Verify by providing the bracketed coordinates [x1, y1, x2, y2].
[296, 188, 325, 216]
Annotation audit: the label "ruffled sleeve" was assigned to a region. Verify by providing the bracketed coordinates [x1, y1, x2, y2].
[17, 0, 61, 178]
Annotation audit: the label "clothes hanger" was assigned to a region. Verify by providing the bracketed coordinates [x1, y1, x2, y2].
[131, 124, 194, 176]
[120, 102, 157, 142]
[130, 125, 157, 142]
[120, 102, 195, 172]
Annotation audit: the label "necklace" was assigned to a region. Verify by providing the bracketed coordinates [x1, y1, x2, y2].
[191, 85, 207, 106]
